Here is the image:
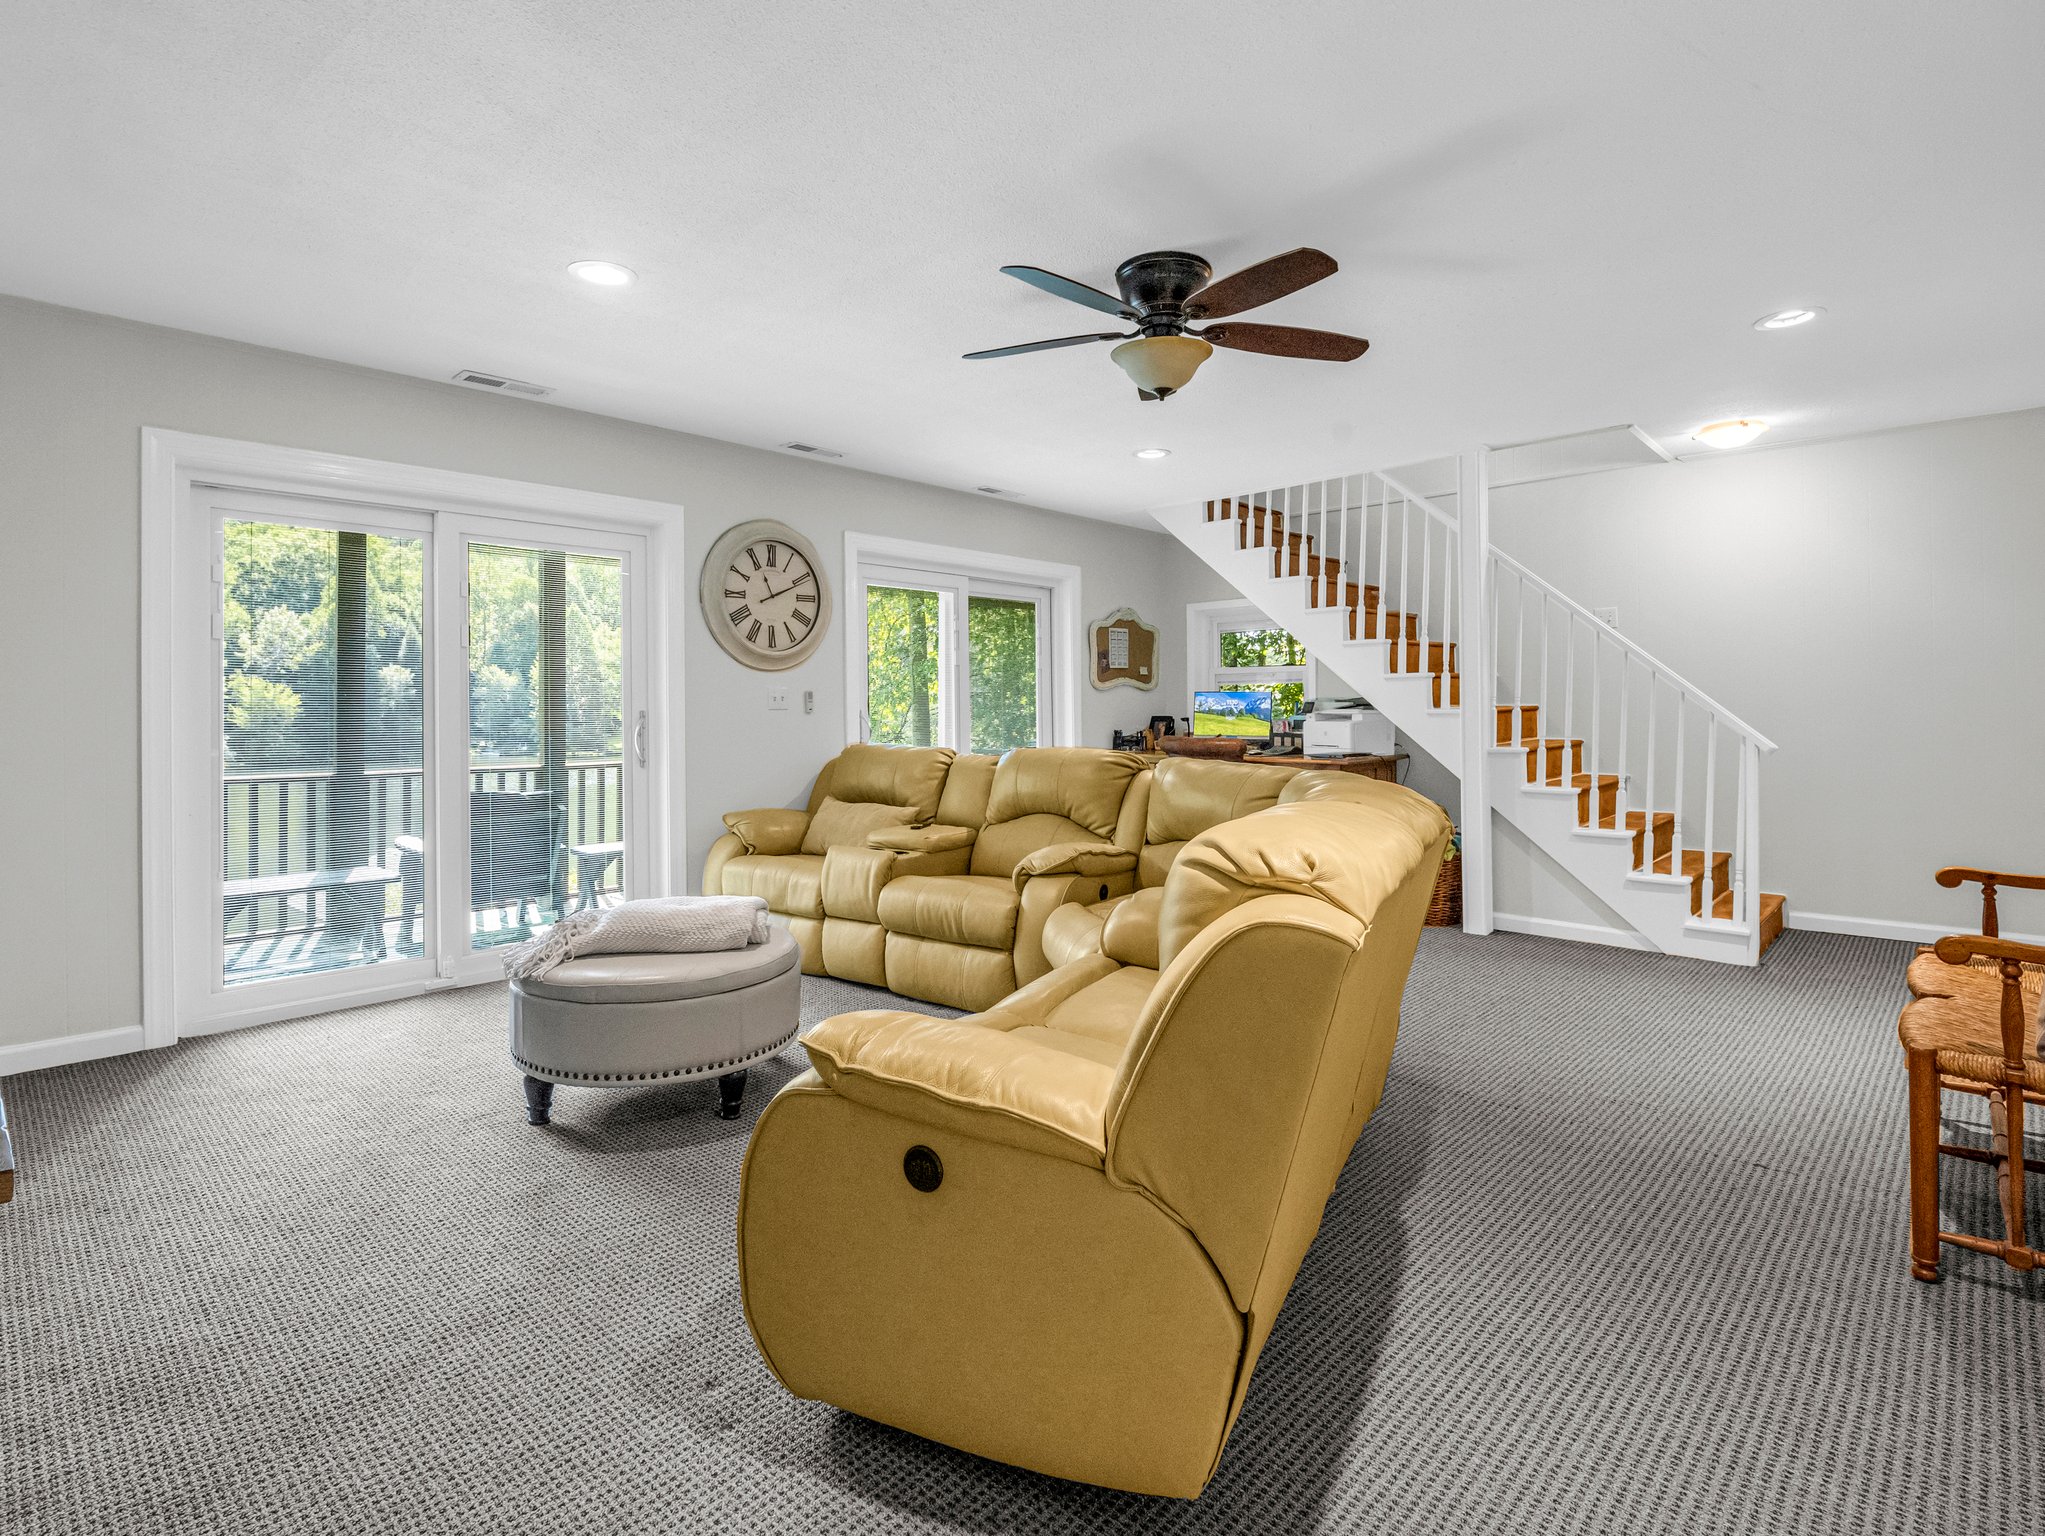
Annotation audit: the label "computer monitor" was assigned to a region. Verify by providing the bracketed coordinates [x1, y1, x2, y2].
[1192, 690, 1273, 739]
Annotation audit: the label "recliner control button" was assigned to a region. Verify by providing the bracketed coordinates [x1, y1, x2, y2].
[903, 1145, 943, 1192]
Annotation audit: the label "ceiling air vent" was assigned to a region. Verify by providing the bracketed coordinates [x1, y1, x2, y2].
[452, 370, 553, 397]
[780, 442, 846, 458]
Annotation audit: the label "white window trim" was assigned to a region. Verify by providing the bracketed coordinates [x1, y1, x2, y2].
[140, 428, 686, 1051]
[843, 532, 1081, 751]
[1185, 598, 1320, 713]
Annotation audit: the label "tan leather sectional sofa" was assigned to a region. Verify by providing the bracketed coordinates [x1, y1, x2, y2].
[704, 744, 1338, 1012]
[738, 771, 1453, 1496]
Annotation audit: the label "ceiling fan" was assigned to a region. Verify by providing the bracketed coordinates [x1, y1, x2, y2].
[964, 247, 1368, 401]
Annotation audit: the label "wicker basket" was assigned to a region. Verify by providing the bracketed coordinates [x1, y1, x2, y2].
[1425, 847, 1463, 927]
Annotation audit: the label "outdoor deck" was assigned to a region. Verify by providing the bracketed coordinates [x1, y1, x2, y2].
[221, 759, 624, 988]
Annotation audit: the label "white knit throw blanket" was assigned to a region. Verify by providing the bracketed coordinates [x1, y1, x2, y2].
[501, 896, 771, 981]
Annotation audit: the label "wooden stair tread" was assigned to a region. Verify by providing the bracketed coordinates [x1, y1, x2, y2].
[1713, 889, 1789, 953]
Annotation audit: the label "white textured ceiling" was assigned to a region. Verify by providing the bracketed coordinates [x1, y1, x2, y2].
[3, 1, 2041, 524]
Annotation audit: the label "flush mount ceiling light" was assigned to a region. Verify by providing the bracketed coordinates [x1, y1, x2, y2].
[1132, 447, 1172, 460]
[1754, 307, 1823, 330]
[1693, 418, 1770, 449]
[568, 260, 636, 288]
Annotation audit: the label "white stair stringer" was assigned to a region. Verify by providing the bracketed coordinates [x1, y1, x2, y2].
[1150, 497, 1764, 966]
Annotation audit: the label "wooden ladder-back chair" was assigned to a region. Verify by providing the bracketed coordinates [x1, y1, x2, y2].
[1899, 866, 2045, 1281]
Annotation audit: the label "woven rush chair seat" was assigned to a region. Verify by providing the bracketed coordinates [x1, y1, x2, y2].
[1904, 947, 2045, 1088]
[1906, 946, 2044, 1011]
[1898, 995, 2045, 1093]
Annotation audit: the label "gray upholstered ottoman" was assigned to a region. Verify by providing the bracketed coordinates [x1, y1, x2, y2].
[508, 927, 801, 1125]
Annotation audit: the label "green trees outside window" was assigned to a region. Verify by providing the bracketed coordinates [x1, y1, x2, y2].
[221, 521, 424, 773]
[864, 584, 1042, 752]
[1217, 626, 1308, 720]
[967, 595, 1038, 753]
[865, 585, 943, 746]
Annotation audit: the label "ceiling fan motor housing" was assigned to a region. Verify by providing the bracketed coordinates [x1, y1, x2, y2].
[1116, 251, 1213, 335]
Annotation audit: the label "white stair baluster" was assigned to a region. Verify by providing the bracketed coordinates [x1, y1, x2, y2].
[1672, 695, 1687, 867]
[1703, 714, 1718, 917]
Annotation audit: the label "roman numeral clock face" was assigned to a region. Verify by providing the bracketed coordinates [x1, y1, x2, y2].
[699, 520, 832, 671]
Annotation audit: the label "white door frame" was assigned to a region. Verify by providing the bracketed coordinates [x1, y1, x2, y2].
[141, 429, 684, 1048]
[842, 531, 1081, 751]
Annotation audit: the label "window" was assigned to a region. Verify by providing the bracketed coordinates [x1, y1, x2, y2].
[847, 536, 1077, 753]
[1191, 600, 1314, 723]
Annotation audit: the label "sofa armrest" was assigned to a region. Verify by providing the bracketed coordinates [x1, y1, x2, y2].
[822, 842, 972, 922]
[804, 1009, 1113, 1167]
[1013, 868, 1138, 986]
[1009, 841, 1137, 889]
[701, 832, 743, 896]
[723, 807, 811, 856]
[869, 823, 976, 855]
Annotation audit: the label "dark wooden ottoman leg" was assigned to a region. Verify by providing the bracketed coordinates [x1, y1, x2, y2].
[718, 1070, 748, 1120]
[523, 1076, 556, 1126]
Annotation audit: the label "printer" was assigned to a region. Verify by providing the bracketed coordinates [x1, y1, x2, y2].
[1303, 704, 1396, 758]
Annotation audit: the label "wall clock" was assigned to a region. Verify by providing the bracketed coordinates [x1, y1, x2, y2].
[699, 519, 832, 671]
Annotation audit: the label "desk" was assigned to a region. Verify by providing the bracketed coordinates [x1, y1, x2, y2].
[1244, 751, 1406, 782]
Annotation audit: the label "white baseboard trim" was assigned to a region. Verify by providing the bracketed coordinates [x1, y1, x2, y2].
[0, 1025, 149, 1077]
[1786, 910, 2045, 947]
[1490, 912, 1658, 952]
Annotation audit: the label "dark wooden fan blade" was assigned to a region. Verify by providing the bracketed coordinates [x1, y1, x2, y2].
[1000, 266, 1138, 319]
[1203, 323, 1369, 361]
[962, 332, 1129, 360]
[1186, 248, 1338, 319]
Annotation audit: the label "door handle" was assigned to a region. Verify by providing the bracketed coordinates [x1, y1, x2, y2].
[634, 710, 648, 767]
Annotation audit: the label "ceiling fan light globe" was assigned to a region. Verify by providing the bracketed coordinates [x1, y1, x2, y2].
[1111, 336, 1212, 399]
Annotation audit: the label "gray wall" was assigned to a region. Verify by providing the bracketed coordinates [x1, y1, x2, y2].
[0, 296, 1194, 1051]
[1487, 407, 2045, 937]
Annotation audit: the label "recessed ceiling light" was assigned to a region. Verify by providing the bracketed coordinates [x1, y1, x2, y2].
[568, 260, 636, 288]
[1693, 418, 1770, 449]
[1753, 307, 1822, 330]
[1133, 447, 1172, 460]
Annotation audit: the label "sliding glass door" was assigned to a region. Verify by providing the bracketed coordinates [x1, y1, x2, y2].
[213, 505, 430, 990]
[462, 541, 629, 952]
[175, 490, 650, 1032]
[857, 565, 1049, 753]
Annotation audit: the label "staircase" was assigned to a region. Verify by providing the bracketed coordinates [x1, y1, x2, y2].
[1153, 470, 1785, 965]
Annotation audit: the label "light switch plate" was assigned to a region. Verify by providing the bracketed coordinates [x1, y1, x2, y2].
[766, 685, 790, 711]
[802, 689, 815, 715]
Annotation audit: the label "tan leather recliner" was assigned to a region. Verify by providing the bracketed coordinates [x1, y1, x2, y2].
[813, 752, 997, 987]
[738, 772, 1452, 1498]
[703, 744, 955, 973]
[1039, 755, 1302, 974]
[873, 747, 1147, 1012]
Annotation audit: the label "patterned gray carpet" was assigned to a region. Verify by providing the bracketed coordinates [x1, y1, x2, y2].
[3, 931, 2039, 1534]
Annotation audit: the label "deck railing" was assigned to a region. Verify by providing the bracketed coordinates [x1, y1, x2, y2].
[222, 759, 625, 941]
